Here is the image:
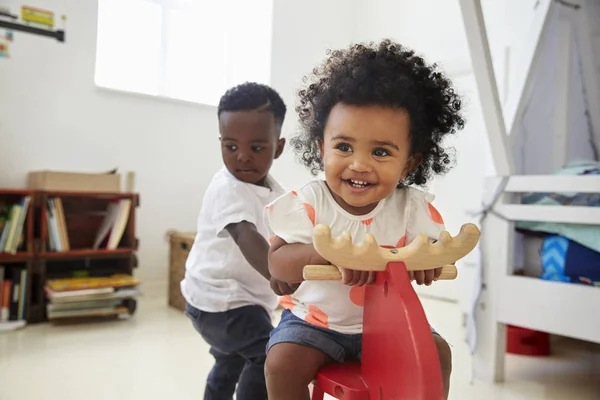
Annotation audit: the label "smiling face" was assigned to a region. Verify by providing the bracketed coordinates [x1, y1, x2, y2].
[219, 110, 285, 186]
[320, 103, 417, 215]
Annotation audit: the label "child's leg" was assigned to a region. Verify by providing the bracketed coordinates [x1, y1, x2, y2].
[266, 343, 330, 400]
[186, 303, 272, 400]
[266, 310, 352, 400]
[433, 334, 452, 400]
[205, 347, 245, 399]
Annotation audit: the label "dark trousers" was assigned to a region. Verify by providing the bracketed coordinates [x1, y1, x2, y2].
[186, 303, 273, 400]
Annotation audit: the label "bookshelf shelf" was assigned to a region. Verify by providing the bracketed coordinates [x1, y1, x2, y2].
[0, 189, 140, 324]
[0, 252, 34, 263]
[39, 191, 140, 202]
[40, 248, 135, 260]
[0, 189, 35, 196]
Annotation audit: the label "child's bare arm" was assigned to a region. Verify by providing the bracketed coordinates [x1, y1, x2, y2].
[226, 221, 270, 280]
[268, 236, 329, 283]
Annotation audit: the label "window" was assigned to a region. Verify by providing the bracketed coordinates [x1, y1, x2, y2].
[95, 0, 273, 107]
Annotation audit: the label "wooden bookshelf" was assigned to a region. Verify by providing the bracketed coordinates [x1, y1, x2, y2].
[41, 248, 134, 260]
[0, 189, 35, 323]
[0, 189, 140, 324]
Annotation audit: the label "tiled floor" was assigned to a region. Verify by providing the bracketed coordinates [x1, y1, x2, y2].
[1, 282, 599, 399]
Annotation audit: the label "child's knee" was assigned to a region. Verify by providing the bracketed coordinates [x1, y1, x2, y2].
[265, 343, 329, 386]
[433, 335, 452, 376]
[265, 346, 294, 381]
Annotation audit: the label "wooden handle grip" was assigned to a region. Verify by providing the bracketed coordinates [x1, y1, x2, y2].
[302, 264, 458, 281]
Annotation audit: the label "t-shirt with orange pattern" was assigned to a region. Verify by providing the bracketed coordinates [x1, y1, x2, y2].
[265, 180, 446, 335]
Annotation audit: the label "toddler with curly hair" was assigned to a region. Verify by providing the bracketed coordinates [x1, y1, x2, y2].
[264, 39, 465, 400]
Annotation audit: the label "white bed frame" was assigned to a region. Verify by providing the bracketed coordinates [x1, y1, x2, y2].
[459, 0, 600, 383]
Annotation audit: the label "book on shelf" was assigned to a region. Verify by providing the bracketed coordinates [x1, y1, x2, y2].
[46, 196, 132, 252]
[93, 199, 132, 250]
[46, 274, 139, 291]
[0, 196, 31, 254]
[0, 265, 29, 322]
[45, 274, 140, 321]
[47, 287, 139, 304]
[46, 197, 70, 252]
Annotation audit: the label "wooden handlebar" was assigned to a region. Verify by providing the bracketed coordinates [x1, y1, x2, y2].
[303, 264, 458, 281]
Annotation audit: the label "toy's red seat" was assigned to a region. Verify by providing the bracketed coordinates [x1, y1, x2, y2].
[310, 261, 444, 400]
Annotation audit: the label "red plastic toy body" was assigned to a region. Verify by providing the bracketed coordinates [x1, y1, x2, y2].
[310, 260, 444, 400]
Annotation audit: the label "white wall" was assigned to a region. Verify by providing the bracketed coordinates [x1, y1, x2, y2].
[269, 0, 358, 186]
[355, 0, 473, 76]
[353, 0, 496, 302]
[0, 1, 220, 282]
[1, 0, 561, 293]
[0, 0, 357, 282]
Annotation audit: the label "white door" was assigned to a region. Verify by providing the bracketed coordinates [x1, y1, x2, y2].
[413, 74, 493, 302]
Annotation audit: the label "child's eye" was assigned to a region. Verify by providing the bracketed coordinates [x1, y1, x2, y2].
[373, 148, 390, 157]
[252, 146, 264, 152]
[225, 144, 238, 151]
[335, 143, 353, 153]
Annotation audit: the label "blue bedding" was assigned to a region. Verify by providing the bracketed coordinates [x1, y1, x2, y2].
[541, 235, 600, 286]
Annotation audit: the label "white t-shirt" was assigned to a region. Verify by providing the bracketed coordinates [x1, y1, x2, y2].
[181, 167, 285, 314]
[265, 180, 445, 334]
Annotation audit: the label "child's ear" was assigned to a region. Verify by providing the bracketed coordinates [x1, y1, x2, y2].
[274, 138, 286, 159]
[318, 139, 324, 159]
[403, 154, 423, 178]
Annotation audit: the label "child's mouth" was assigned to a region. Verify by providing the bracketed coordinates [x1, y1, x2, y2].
[343, 179, 373, 191]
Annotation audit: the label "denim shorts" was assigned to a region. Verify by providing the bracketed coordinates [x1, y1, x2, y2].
[267, 309, 440, 363]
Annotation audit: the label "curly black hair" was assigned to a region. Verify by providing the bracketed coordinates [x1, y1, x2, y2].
[218, 82, 287, 128]
[291, 39, 465, 187]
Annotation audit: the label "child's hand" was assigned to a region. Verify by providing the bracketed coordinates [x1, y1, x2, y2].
[409, 267, 443, 286]
[270, 277, 300, 295]
[339, 268, 376, 286]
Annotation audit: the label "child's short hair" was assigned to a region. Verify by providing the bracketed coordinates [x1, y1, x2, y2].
[291, 39, 465, 187]
[218, 82, 287, 128]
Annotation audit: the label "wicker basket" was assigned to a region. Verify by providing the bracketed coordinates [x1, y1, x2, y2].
[167, 231, 196, 312]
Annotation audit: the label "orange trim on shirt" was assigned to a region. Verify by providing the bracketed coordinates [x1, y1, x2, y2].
[428, 203, 444, 224]
[303, 203, 316, 226]
[361, 217, 374, 226]
[305, 304, 329, 328]
[278, 295, 296, 310]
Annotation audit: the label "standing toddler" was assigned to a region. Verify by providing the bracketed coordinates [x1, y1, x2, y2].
[181, 82, 294, 400]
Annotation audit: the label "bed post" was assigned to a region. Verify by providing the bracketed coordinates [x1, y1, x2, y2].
[477, 177, 514, 383]
[458, 0, 517, 384]
[458, 0, 513, 177]
[555, 8, 573, 169]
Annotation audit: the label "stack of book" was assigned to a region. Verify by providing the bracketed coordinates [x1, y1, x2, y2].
[0, 196, 31, 254]
[45, 274, 140, 321]
[0, 265, 28, 330]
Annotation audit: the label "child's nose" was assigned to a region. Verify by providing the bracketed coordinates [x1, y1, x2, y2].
[237, 151, 252, 163]
[349, 154, 372, 172]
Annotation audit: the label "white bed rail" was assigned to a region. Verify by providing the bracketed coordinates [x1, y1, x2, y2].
[504, 175, 600, 193]
[472, 174, 600, 384]
[494, 175, 600, 225]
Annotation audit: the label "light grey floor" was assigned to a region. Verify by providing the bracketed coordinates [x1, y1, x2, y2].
[1, 282, 598, 399]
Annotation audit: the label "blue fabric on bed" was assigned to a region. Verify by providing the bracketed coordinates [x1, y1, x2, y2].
[541, 235, 600, 286]
[564, 238, 600, 286]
